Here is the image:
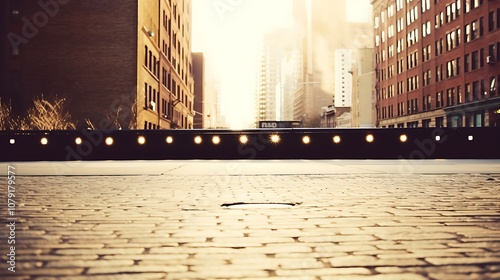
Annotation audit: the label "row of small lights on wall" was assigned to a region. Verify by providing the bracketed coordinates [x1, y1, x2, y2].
[7, 134, 476, 146]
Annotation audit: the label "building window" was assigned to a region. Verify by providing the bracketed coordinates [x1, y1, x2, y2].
[480, 48, 485, 68]
[397, 0, 404, 12]
[471, 20, 479, 40]
[457, 86, 463, 104]
[465, 83, 471, 101]
[447, 115, 463, 127]
[149, 51, 153, 71]
[464, 54, 470, 72]
[489, 43, 497, 60]
[471, 50, 479, 70]
[447, 88, 456, 106]
[436, 65, 443, 82]
[422, 119, 431, 127]
[475, 111, 484, 127]
[497, 8, 500, 29]
[144, 83, 148, 108]
[423, 69, 431, 86]
[423, 21, 431, 37]
[491, 76, 497, 96]
[473, 80, 480, 100]
[489, 11, 496, 32]
[435, 39, 443, 56]
[465, 23, 471, 42]
[436, 117, 445, 128]
[436, 91, 443, 107]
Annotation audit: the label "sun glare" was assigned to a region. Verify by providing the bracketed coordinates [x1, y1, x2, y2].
[193, 0, 372, 128]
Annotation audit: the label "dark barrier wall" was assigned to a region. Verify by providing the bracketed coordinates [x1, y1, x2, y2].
[1, 128, 499, 161]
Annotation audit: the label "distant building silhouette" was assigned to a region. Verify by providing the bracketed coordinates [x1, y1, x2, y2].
[192, 52, 204, 129]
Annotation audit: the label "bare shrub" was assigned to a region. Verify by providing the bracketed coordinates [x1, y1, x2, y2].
[85, 98, 138, 130]
[0, 98, 12, 130]
[27, 94, 76, 130]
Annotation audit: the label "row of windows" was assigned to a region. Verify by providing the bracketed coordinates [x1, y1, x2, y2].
[407, 51, 419, 70]
[407, 5, 420, 26]
[422, 0, 431, 13]
[376, 9, 500, 53]
[464, 0, 484, 14]
[144, 41, 193, 106]
[377, 22, 496, 68]
[143, 82, 193, 130]
[465, 76, 499, 102]
[378, 43, 494, 85]
[445, 0, 461, 25]
[380, 105, 394, 119]
[145, 82, 160, 113]
[445, 28, 461, 51]
[407, 98, 419, 115]
[161, 5, 192, 87]
[397, 58, 404, 74]
[143, 115, 192, 130]
[407, 28, 419, 47]
[445, 58, 461, 79]
[144, 122, 160, 130]
[465, 17, 484, 43]
[144, 46, 160, 78]
[407, 75, 419, 92]
[381, 113, 486, 128]
[388, 99, 420, 117]
[378, 75, 498, 111]
[378, 17, 487, 51]
[422, 21, 432, 38]
[377, 0, 484, 30]
[464, 48, 485, 72]
[378, 65, 497, 102]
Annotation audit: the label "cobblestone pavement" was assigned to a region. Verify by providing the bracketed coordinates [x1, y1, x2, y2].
[1, 161, 500, 279]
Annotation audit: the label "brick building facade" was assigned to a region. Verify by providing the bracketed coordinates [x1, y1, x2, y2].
[0, 0, 194, 130]
[373, 0, 500, 128]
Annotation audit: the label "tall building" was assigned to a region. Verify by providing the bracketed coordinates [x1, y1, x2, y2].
[204, 79, 223, 128]
[192, 52, 204, 129]
[0, 0, 194, 130]
[332, 49, 354, 127]
[373, 0, 500, 128]
[293, 0, 375, 127]
[280, 47, 303, 121]
[256, 29, 297, 123]
[310, 0, 348, 100]
[334, 49, 354, 108]
[352, 48, 376, 128]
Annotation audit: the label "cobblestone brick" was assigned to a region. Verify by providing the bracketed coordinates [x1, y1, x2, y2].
[1, 163, 499, 279]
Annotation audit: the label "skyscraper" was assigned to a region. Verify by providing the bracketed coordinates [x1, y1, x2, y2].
[293, 0, 361, 127]
[256, 29, 297, 123]
[192, 52, 204, 129]
[0, 0, 194, 130]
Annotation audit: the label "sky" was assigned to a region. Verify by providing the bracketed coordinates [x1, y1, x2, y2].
[192, 0, 372, 128]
